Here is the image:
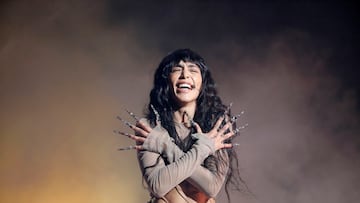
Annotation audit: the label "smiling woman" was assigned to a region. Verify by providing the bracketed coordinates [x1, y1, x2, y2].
[117, 49, 247, 203]
[169, 60, 202, 116]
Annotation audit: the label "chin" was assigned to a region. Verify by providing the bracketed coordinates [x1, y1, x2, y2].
[175, 99, 197, 106]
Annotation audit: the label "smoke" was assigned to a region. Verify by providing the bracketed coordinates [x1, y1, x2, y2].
[0, 1, 154, 202]
[0, 1, 359, 203]
[212, 33, 360, 203]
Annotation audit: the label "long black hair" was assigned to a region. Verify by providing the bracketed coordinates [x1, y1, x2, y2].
[146, 49, 247, 202]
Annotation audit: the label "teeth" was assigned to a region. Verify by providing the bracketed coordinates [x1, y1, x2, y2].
[178, 83, 192, 89]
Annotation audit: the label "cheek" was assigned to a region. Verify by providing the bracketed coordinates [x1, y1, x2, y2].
[168, 75, 177, 86]
[196, 76, 203, 89]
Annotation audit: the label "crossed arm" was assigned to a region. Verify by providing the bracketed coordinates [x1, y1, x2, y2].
[119, 116, 235, 198]
[138, 125, 229, 197]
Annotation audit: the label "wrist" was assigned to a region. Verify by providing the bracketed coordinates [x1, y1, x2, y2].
[142, 126, 172, 153]
[191, 133, 216, 155]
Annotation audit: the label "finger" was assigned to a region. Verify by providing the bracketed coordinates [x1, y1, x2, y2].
[217, 122, 232, 135]
[132, 134, 146, 143]
[114, 131, 146, 143]
[136, 119, 152, 133]
[116, 116, 150, 137]
[222, 143, 233, 149]
[184, 111, 197, 128]
[134, 145, 144, 151]
[132, 125, 150, 138]
[222, 130, 235, 140]
[212, 116, 225, 133]
[192, 121, 203, 134]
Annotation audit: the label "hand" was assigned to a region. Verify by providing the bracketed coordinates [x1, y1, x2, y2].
[192, 116, 235, 151]
[116, 116, 157, 150]
[116, 106, 168, 151]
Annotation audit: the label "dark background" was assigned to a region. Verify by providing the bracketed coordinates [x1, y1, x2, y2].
[1, 1, 359, 202]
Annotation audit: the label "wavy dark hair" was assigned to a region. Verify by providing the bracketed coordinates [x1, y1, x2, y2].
[146, 49, 247, 202]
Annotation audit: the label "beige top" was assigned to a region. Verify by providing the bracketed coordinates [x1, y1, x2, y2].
[137, 119, 229, 202]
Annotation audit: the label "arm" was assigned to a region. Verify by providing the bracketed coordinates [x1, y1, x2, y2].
[138, 132, 215, 198]
[128, 117, 233, 197]
[187, 150, 229, 197]
[142, 127, 229, 197]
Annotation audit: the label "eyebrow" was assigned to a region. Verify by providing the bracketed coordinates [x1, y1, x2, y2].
[175, 63, 184, 68]
[174, 62, 198, 68]
[188, 64, 198, 68]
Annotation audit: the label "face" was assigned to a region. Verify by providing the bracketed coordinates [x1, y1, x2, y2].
[169, 60, 202, 107]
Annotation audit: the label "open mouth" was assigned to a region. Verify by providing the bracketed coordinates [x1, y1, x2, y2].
[177, 83, 194, 90]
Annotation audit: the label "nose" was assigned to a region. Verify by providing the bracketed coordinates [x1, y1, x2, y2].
[180, 68, 190, 79]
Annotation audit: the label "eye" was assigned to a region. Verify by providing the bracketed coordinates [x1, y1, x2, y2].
[189, 66, 200, 73]
[171, 66, 182, 72]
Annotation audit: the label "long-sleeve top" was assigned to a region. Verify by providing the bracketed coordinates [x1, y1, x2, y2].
[137, 120, 229, 201]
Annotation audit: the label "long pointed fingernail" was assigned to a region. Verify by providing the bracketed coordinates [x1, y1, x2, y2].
[230, 111, 245, 123]
[233, 128, 240, 134]
[228, 102, 233, 110]
[233, 123, 249, 134]
[233, 143, 240, 147]
[239, 123, 249, 129]
[224, 102, 233, 115]
[116, 116, 133, 128]
[126, 109, 140, 121]
[114, 130, 131, 137]
[118, 146, 136, 151]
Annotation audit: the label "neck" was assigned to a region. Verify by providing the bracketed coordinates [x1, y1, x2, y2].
[173, 102, 196, 125]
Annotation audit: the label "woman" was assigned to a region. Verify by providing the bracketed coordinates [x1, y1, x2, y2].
[119, 49, 245, 202]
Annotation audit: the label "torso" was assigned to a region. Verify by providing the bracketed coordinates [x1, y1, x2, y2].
[155, 123, 215, 203]
[179, 181, 215, 203]
[152, 123, 215, 203]
[151, 184, 215, 203]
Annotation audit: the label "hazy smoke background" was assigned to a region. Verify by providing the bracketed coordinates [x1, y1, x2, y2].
[1, 1, 359, 202]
